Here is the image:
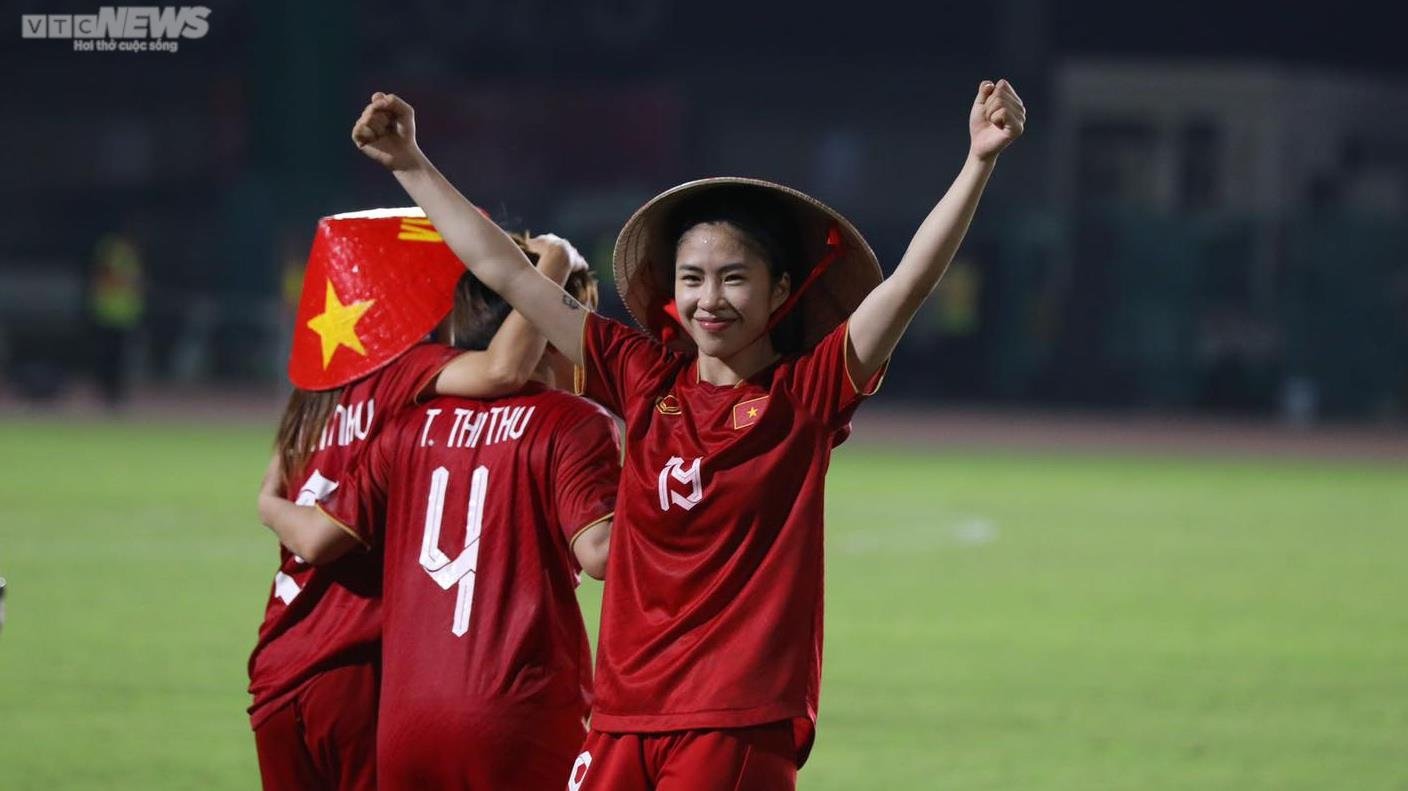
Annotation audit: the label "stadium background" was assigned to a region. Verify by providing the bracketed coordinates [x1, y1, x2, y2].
[1, 1, 1405, 788]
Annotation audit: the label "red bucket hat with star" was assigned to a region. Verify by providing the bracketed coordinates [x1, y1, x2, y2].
[289, 207, 466, 390]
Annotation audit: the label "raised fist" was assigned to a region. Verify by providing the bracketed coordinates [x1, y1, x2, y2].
[351, 92, 421, 171]
[969, 79, 1026, 162]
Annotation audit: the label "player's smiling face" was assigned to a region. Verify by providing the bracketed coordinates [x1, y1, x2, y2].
[674, 222, 790, 363]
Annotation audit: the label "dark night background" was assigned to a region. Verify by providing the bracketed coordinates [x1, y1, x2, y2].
[4, 0, 1405, 419]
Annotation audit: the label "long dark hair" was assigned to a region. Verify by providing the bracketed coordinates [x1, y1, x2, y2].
[273, 386, 342, 489]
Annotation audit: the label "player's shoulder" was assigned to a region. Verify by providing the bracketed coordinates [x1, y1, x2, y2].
[522, 391, 617, 448]
[590, 312, 689, 366]
[531, 387, 616, 424]
[792, 321, 850, 363]
[363, 342, 434, 377]
[370, 342, 455, 388]
[772, 319, 851, 382]
[398, 341, 457, 366]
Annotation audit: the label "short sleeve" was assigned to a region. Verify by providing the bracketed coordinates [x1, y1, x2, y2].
[551, 403, 621, 551]
[784, 320, 887, 429]
[579, 313, 680, 418]
[374, 343, 460, 412]
[318, 426, 394, 547]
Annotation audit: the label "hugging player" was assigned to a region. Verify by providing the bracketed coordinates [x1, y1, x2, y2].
[249, 209, 584, 791]
[259, 256, 618, 790]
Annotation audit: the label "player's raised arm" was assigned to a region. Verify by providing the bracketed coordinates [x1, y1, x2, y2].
[256, 455, 361, 565]
[845, 79, 1025, 383]
[352, 92, 588, 366]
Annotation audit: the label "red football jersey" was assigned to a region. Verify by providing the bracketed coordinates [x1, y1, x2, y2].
[578, 313, 883, 764]
[321, 385, 619, 788]
[247, 343, 458, 727]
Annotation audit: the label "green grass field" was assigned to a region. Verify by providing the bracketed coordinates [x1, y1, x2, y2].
[1, 418, 1405, 789]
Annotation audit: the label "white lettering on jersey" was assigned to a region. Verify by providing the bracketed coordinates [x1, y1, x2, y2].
[419, 408, 442, 446]
[440, 407, 535, 449]
[465, 409, 490, 446]
[488, 406, 511, 444]
[504, 406, 533, 440]
[318, 398, 376, 450]
[273, 469, 341, 604]
[568, 751, 592, 791]
[295, 469, 339, 506]
[657, 456, 703, 512]
[273, 572, 302, 605]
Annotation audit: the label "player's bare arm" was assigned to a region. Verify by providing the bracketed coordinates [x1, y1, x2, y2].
[432, 234, 584, 397]
[352, 92, 589, 366]
[571, 518, 612, 580]
[256, 455, 360, 565]
[846, 79, 1025, 383]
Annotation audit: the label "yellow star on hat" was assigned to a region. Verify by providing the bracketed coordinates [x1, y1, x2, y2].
[306, 280, 375, 368]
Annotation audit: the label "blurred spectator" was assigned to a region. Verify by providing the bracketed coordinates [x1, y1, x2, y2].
[88, 229, 146, 408]
[934, 257, 981, 337]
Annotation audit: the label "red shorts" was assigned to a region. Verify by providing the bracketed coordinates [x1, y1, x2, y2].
[569, 722, 797, 791]
[377, 703, 586, 791]
[251, 662, 378, 791]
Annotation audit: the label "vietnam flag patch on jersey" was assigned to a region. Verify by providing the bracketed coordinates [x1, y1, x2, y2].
[731, 395, 768, 429]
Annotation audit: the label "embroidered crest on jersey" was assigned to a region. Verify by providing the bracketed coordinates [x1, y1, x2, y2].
[655, 394, 683, 415]
[731, 395, 769, 429]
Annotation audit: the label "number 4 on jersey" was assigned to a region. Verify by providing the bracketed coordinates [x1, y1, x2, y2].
[420, 465, 488, 636]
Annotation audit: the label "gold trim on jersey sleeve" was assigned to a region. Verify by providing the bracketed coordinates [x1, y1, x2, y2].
[412, 356, 455, 404]
[574, 313, 591, 396]
[315, 502, 371, 549]
[568, 511, 615, 551]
